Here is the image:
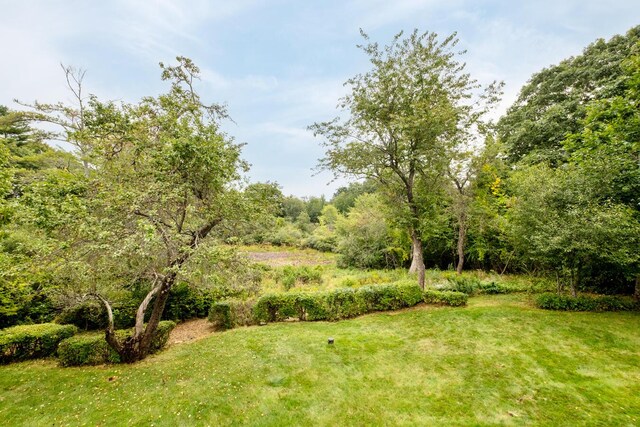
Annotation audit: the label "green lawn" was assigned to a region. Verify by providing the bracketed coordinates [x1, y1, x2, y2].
[1, 295, 639, 426]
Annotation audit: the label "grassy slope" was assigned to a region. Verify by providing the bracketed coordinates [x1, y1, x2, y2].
[1, 295, 639, 426]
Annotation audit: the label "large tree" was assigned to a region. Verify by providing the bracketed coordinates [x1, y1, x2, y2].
[498, 25, 640, 165]
[311, 29, 500, 288]
[27, 57, 248, 362]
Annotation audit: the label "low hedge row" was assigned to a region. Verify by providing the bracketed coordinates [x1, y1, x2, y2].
[535, 293, 638, 312]
[423, 290, 468, 307]
[209, 300, 257, 330]
[253, 283, 426, 323]
[0, 323, 77, 364]
[209, 283, 467, 330]
[57, 321, 176, 367]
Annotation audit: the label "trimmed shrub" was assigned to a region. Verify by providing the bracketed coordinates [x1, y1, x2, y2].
[0, 323, 77, 364]
[535, 293, 638, 312]
[208, 300, 257, 330]
[57, 333, 120, 367]
[358, 283, 423, 312]
[423, 290, 468, 307]
[323, 288, 365, 320]
[252, 293, 301, 323]
[57, 321, 176, 367]
[253, 282, 426, 325]
[295, 293, 328, 321]
[209, 302, 232, 330]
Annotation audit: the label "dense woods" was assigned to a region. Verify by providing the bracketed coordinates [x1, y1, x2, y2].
[1, 26, 639, 363]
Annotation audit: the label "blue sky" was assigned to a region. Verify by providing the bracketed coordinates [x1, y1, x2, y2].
[1, 1, 638, 197]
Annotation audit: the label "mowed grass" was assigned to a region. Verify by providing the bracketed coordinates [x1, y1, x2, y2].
[1, 295, 639, 426]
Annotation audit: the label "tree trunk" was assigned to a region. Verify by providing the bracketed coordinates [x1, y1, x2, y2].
[116, 275, 176, 364]
[456, 214, 466, 275]
[570, 269, 577, 297]
[408, 229, 426, 289]
[634, 275, 639, 302]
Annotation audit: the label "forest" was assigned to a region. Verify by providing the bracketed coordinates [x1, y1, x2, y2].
[0, 23, 639, 426]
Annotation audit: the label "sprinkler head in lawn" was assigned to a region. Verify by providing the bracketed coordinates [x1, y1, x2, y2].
[328, 337, 334, 345]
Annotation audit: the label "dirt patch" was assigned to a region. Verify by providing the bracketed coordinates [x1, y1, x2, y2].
[243, 250, 335, 267]
[168, 318, 216, 345]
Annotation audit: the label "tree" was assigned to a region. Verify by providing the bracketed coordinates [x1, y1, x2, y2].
[563, 44, 640, 296]
[508, 164, 639, 296]
[330, 180, 377, 213]
[335, 193, 405, 269]
[305, 195, 326, 223]
[498, 25, 640, 165]
[311, 29, 501, 288]
[30, 57, 248, 362]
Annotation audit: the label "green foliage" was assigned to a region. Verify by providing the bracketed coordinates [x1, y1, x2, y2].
[57, 333, 120, 367]
[56, 298, 140, 331]
[57, 302, 106, 330]
[0, 323, 77, 364]
[335, 194, 407, 269]
[253, 282, 429, 325]
[305, 196, 326, 223]
[57, 321, 175, 367]
[445, 275, 482, 294]
[265, 221, 304, 247]
[509, 163, 640, 293]
[281, 196, 305, 221]
[535, 293, 638, 312]
[209, 302, 232, 330]
[209, 300, 258, 331]
[423, 290, 468, 307]
[436, 274, 522, 296]
[276, 266, 323, 291]
[331, 180, 378, 213]
[163, 282, 215, 321]
[498, 26, 640, 164]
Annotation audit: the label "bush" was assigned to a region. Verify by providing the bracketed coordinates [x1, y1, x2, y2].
[476, 281, 512, 295]
[358, 283, 423, 312]
[0, 323, 77, 364]
[253, 282, 426, 325]
[445, 276, 481, 294]
[57, 321, 176, 367]
[57, 333, 120, 367]
[57, 299, 140, 331]
[423, 290, 468, 307]
[208, 300, 257, 330]
[57, 302, 107, 330]
[535, 293, 638, 312]
[323, 288, 365, 320]
[164, 282, 215, 321]
[276, 266, 323, 291]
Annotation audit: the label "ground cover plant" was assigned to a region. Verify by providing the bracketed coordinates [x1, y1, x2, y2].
[0, 295, 639, 425]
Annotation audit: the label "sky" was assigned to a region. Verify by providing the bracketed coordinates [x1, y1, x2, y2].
[0, 1, 638, 198]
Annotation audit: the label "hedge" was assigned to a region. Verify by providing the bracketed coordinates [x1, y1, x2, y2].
[57, 320, 176, 367]
[251, 282, 450, 324]
[208, 300, 257, 330]
[0, 323, 77, 364]
[535, 293, 638, 312]
[423, 290, 468, 307]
